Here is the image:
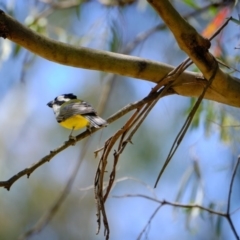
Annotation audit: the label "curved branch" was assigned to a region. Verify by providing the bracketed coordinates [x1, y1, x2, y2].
[0, 10, 168, 82]
[147, 0, 240, 107]
[113, 194, 227, 217]
[1, 10, 240, 107]
[0, 89, 174, 190]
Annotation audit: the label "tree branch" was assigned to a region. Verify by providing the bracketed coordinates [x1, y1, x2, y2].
[147, 0, 240, 108]
[1, 10, 240, 107]
[113, 194, 227, 216]
[0, 89, 174, 190]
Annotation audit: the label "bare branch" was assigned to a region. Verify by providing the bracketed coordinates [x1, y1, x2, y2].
[0, 9, 171, 82]
[93, 58, 195, 237]
[137, 205, 163, 240]
[227, 157, 240, 214]
[114, 186, 240, 240]
[226, 157, 240, 240]
[154, 60, 218, 187]
[147, 0, 212, 76]
[145, 0, 240, 108]
[113, 194, 227, 217]
[0, 87, 173, 189]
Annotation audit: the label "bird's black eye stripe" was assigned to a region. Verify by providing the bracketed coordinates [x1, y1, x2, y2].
[56, 100, 66, 105]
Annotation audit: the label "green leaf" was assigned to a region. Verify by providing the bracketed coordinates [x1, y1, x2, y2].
[229, 17, 240, 25]
[75, 2, 82, 19]
[182, 0, 199, 8]
[109, 20, 122, 52]
[13, 44, 21, 57]
[186, 98, 204, 130]
[204, 102, 215, 137]
[216, 215, 222, 237]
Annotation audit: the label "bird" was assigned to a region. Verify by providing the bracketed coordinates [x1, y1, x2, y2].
[47, 93, 108, 137]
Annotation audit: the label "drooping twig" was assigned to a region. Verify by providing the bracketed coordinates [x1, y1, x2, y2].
[136, 204, 163, 240]
[153, 14, 233, 188]
[225, 157, 240, 240]
[154, 62, 218, 187]
[93, 13, 234, 237]
[94, 56, 194, 239]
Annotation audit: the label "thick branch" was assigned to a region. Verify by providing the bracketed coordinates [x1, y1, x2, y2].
[1, 10, 240, 107]
[147, 0, 240, 107]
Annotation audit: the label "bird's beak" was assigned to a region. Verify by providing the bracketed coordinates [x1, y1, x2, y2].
[47, 101, 53, 108]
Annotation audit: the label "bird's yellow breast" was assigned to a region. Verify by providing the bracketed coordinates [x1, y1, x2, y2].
[59, 115, 89, 130]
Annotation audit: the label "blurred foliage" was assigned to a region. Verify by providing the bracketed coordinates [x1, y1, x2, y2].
[185, 99, 240, 142]
[182, 0, 199, 8]
[109, 19, 123, 52]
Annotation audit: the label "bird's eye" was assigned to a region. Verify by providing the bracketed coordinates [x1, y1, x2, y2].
[58, 100, 67, 105]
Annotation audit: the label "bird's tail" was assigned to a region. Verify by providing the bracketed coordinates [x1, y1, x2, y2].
[85, 115, 108, 128]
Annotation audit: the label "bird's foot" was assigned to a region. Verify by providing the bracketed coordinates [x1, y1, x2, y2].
[68, 134, 77, 145]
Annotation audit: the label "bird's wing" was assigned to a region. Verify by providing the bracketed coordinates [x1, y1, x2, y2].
[57, 101, 97, 122]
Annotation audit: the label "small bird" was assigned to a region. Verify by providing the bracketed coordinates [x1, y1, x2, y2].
[47, 93, 108, 137]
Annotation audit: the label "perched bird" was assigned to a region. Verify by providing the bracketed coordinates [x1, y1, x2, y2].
[47, 93, 108, 136]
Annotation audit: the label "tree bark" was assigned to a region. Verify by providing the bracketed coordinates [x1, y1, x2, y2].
[0, 9, 240, 107]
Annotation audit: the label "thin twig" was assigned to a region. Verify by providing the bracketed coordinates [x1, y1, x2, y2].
[114, 159, 240, 240]
[94, 56, 194, 238]
[113, 194, 226, 216]
[152, 15, 233, 188]
[0, 89, 174, 190]
[209, 16, 233, 41]
[227, 157, 240, 214]
[225, 157, 240, 240]
[136, 204, 163, 240]
[154, 60, 218, 188]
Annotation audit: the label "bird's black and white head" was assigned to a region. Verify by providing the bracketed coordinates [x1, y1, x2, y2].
[47, 93, 77, 114]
